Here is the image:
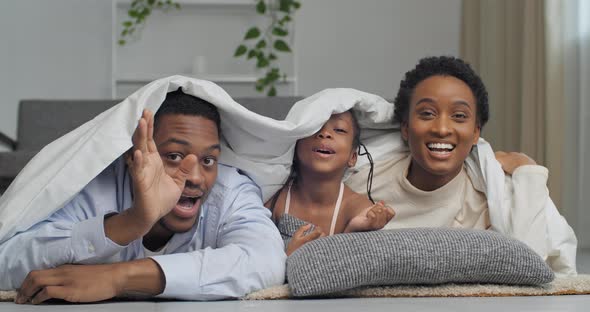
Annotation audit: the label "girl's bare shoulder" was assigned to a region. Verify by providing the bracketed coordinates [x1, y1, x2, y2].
[342, 186, 373, 215]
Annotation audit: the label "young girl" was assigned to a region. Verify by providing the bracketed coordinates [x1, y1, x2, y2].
[266, 110, 395, 255]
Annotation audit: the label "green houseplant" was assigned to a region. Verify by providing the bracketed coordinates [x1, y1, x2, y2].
[118, 0, 300, 96]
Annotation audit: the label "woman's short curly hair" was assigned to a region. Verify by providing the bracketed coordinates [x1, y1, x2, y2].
[393, 56, 489, 128]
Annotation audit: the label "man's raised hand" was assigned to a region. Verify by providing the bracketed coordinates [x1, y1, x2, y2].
[105, 110, 197, 245]
[127, 109, 197, 229]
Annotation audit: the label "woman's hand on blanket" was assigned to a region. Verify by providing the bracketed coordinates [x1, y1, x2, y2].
[343, 201, 395, 233]
[495, 151, 537, 175]
[126, 109, 198, 232]
[286, 224, 326, 256]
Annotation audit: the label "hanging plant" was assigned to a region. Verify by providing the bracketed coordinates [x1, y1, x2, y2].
[118, 0, 181, 46]
[118, 0, 300, 96]
[233, 0, 301, 96]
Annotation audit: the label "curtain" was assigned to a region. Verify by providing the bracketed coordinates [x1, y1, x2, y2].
[560, 0, 590, 247]
[460, 0, 563, 209]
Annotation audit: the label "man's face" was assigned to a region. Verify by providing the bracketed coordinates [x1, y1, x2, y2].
[153, 114, 220, 233]
[402, 75, 480, 189]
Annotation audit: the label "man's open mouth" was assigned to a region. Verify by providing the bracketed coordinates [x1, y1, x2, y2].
[177, 195, 201, 209]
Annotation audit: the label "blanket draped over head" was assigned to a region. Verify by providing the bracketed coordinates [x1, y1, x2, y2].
[0, 76, 576, 274]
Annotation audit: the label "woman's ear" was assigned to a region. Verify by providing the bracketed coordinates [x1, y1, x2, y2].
[472, 125, 481, 145]
[401, 121, 409, 142]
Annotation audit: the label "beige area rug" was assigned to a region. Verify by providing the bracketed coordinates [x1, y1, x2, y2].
[2, 275, 589, 302]
[244, 274, 590, 300]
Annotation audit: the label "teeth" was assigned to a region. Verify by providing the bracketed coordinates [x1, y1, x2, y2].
[427, 143, 454, 150]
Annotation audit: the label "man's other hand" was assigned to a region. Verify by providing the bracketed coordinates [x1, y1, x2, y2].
[15, 259, 164, 304]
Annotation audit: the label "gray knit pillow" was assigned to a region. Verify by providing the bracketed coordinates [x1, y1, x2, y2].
[287, 228, 554, 297]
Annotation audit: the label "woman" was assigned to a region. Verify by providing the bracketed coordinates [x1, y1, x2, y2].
[346, 56, 577, 274]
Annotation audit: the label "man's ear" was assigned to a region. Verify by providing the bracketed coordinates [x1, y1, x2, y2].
[348, 150, 358, 168]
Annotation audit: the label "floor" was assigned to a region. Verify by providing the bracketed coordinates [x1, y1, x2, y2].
[1, 249, 590, 312]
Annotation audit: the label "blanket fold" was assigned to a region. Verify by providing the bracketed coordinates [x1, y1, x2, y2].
[0, 76, 577, 274]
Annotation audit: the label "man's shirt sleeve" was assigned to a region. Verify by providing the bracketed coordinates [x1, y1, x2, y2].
[151, 175, 286, 300]
[0, 162, 130, 290]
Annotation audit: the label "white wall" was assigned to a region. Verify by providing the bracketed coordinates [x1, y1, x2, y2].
[0, 0, 113, 151]
[295, 0, 461, 99]
[0, 0, 461, 151]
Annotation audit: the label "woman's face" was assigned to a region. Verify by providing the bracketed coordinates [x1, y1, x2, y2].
[296, 111, 357, 177]
[402, 75, 480, 189]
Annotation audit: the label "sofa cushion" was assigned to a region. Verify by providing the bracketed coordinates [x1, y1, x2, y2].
[18, 100, 120, 150]
[287, 228, 555, 297]
[0, 150, 38, 178]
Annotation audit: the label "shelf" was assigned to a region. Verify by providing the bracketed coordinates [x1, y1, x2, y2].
[116, 0, 255, 8]
[116, 73, 296, 84]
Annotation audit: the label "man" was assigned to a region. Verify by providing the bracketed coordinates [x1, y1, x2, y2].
[0, 89, 286, 303]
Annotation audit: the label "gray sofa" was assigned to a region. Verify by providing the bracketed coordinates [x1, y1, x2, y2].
[0, 96, 302, 194]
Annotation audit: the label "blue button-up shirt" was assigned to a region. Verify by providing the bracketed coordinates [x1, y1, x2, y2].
[0, 157, 286, 300]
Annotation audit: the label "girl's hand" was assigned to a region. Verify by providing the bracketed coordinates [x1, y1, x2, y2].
[286, 224, 325, 256]
[344, 201, 395, 233]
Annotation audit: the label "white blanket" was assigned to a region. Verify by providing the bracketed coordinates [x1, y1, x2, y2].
[0, 75, 577, 274]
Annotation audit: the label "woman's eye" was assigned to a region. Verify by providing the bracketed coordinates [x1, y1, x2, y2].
[453, 113, 468, 119]
[203, 157, 217, 167]
[419, 111, 435, 118]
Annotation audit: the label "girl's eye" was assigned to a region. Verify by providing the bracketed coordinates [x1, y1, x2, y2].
[166, 153, 183, 162]
[334, 128, 347, 133]
[203, 157, 217, 167]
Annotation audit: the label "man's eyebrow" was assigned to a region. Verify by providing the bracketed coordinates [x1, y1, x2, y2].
[205, 144, 221, 153]
[157, 139, 221, 153]
[158, 138, 190, 148]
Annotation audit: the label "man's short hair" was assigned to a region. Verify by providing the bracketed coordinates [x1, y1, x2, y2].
[393, 56, 489, 128]
[154, 88, 221, 133]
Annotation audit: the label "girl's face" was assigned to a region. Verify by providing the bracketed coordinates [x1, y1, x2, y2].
[402, 75, 480, 188]
[296, 111, 357, 176]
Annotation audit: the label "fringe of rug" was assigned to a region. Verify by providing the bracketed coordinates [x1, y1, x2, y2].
[243, 274, 590, 300]
[0, 291, 16, 302]
[3, 275, 589, 302]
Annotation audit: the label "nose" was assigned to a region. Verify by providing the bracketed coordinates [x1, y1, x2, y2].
[316, 126, 332, 139]
[185, 163, 204, 189]
[431, 116, 452, 137]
